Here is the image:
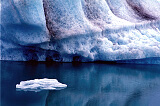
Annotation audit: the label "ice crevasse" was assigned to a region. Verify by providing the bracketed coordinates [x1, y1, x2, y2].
[1, 0, 160, 64]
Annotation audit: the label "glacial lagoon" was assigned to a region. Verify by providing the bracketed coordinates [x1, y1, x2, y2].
[1, 61, 160, 106]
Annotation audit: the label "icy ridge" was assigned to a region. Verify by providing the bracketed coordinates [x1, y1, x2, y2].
[1, 0, 160, 64]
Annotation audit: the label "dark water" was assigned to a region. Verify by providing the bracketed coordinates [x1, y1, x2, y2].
[1, 61, 160, 106]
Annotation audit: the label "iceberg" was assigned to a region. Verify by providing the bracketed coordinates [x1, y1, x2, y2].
[1, 0, 160, 64]
[16, 78, 67, 92]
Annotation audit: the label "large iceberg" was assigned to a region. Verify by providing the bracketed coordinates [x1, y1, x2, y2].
[1, 0, 160, 64]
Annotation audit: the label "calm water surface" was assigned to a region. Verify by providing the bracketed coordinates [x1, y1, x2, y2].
[1, 61, 160, 106]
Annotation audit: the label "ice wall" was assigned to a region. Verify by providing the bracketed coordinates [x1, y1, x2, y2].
[1, 0, 160, 63]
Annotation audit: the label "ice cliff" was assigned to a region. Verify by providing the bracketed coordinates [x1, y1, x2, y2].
[1, 0, 160, 64]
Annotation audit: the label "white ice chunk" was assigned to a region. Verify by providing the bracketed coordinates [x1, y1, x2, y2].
[16, 78, 67, 92]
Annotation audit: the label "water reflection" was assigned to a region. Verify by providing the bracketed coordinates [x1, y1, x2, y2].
[1, 61, 160, 106]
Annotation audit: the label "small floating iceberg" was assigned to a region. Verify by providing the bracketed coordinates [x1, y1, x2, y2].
[16, 78, 67, 92]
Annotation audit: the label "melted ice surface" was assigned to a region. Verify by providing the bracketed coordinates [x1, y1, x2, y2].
[16, 78, 67, 92]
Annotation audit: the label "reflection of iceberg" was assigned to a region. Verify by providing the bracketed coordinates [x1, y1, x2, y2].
[1, 62, 160, 106]
[44, 64, 160, 106]
[1, 0, 160, 64]
[16, 78, 67, 92]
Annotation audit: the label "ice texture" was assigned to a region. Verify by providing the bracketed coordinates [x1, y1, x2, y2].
[16, 78, 67, 92]
[1, 0, 160, 64]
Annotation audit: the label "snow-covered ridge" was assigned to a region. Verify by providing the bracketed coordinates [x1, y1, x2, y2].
[16, 78, 67, 92]
[1, 0, 160, 64]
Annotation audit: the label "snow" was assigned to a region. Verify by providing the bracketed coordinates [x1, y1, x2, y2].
[16, 78, 67, 92]
[1, 0, 160, 64]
